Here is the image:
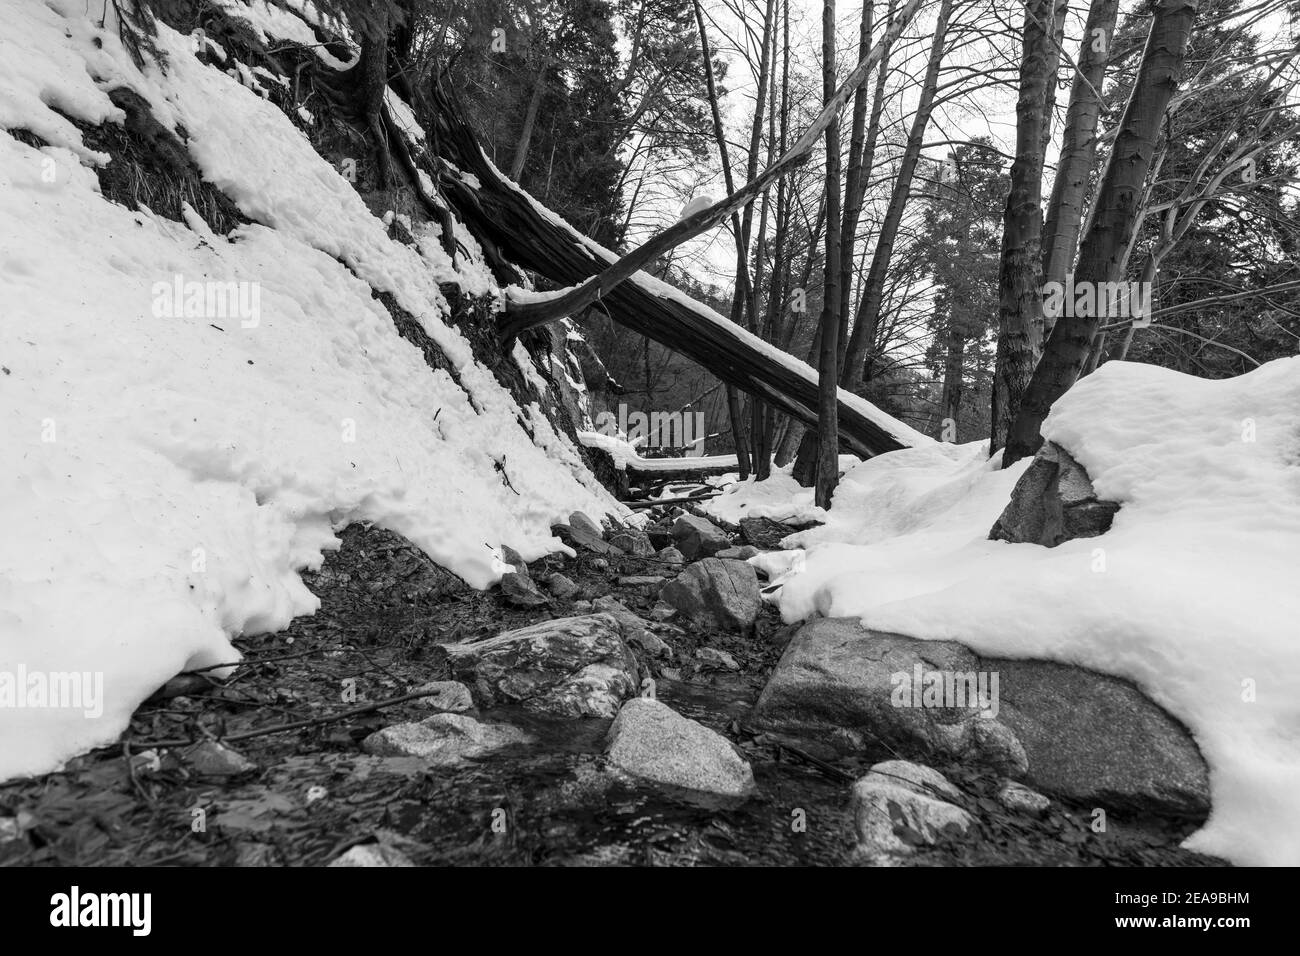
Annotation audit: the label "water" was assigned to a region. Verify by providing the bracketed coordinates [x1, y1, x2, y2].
[373, 678, 861, 866]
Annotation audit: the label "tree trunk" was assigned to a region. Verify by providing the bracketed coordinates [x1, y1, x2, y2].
[839, 0, 954, 393]
[509, 67, 547, 182]
[941, 325, 965, 439]
[421, 84, 919, 459]
[837, 0, 876, 362]
[1041, 0, 1120, 309]
[989, 0, 1063, 453]
[815, 0, 843, 507]
[692, 0, 755, 478]
[1003, 0, 1200, 466]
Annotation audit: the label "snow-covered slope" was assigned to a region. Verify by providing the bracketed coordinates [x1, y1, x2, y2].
[0, 0, 618, 779]
[764, 357, 1300, 866]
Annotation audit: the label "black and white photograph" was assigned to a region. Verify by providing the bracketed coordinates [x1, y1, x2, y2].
[0, 0, 1294, 921]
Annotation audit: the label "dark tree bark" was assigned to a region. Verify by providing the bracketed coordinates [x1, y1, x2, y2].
[989, 0, 1065, 453]
[1003, 0, 1200, 466]
[1041, 0, 1120, 306]
[692, 0, 755, 476]
[419, 83, 918, 459]
[815, 0, 843, 508]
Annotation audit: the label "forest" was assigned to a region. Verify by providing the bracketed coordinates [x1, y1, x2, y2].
[0, 0, 1298, 883]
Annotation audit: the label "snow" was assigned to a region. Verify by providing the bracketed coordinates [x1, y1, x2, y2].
[0, 0, 619, 780]
[700, 455, 868, 525]
[577, 431, 738, 472]
[211, 0, 357, 69]
[766, 357, 1300, 866]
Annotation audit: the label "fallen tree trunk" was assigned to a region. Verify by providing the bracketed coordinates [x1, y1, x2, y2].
[418, 84, 925, 459]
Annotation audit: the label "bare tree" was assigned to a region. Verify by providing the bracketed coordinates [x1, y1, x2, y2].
[1004, 0, 1201, 467]
[989, 0, 1066, 453]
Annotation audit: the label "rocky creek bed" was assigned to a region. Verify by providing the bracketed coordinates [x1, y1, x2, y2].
[0, 510, 1222, 867]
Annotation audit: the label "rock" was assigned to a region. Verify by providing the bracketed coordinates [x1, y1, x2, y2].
[553, 521, 619, 556]
[753, 618, 1210, 816]
[659, 558, 761, 631]
[362, 713, 530, 764]
[617, 575, 666, 588]
[670, 514, 730, 560]
[715, 545, 759, 561]
[648, 602, 677, 621]
[545, 572, 579, 599]
[413, 680, 474, 713]
[183, 741, 257, 777]
[990, 440, 1119, 546]
[328, 844, 415, 867]
[608, 530, 655, 556]
[630, 629, 672, 659]
[998, 780, 1051, 818]
[606, 698, 755, 797]
[852, 761, 973, 857]
[437, 614, 641, 718]
[695, 647, 740, 671]
[592, 596, 673, 659]
[500, 571, 549, 607]
[233, 842, 278, 867]
[570, 511, 606, 539]
[656, 546, 685, 566]
[500, 545, 529, 575]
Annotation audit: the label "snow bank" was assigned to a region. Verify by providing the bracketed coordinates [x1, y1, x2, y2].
[0, 0, 617, 779]
[770, 358, 1300, 865]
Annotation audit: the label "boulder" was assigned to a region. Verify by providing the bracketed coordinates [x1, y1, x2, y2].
[670, 514, 730, 560]
[656, 546, 685, 566]
[499, 571, 549, 607]
[437, 614, 641, 718]
[998, 780, 1051, 818]
[608, 530, 655, 556]
[413, 680, 474, 713]
[753, 618, 1210, 816]
[183, 741, 256, 777]
[545, 572, 579, 599]
[715, 545, 760, 561]
[606, 698, 755, 798]
[500, 545, 529, 574]
[659, 558, 761, 631]
[552, 521, 619, 556]
[990, 440, 1119, 546]
[569, 511, 606, 539]
[694, 647, 740, 671]
[592, 596, 673, 659]
[852, 761, 973, 857]
[361, 713, 530, 764]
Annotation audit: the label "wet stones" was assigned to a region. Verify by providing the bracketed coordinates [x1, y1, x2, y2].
[436, 614, 641, 718]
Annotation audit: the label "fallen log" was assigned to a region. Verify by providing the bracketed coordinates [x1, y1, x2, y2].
[418, 85, 931, 460]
